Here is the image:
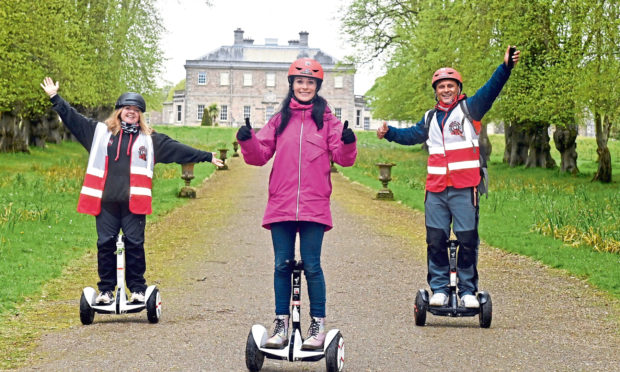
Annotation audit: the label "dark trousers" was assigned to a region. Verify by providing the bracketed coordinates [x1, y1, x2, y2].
[95, 202, 147, 293]
[425, 187, 480, 296]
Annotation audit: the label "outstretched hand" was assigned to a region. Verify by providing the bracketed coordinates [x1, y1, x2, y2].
[236, 117, 252, 141]
[341, 120, 355, 144]
[40, 77, 59, 98]
[504, 46, 521, 68]
[211, 153, 224, 168]
[377, 121, 389, 139]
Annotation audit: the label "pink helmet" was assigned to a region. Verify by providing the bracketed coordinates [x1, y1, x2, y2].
[288, 58, 324, 82]
[431, 67, 463, 89]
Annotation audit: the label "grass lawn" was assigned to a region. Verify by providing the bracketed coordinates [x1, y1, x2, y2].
[338, 132, 620, 298]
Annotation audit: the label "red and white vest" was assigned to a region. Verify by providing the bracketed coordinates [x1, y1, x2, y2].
[77, 122, 155, 216]
[425, 104, 481, 192]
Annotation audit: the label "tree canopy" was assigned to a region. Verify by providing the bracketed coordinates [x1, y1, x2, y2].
[342, 0, 619, 179]
[0, 0, 164, 118]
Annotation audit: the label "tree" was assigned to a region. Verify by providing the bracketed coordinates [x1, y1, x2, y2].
[0, 0, 165, 152]
[207, 104, 219, 126]
[343, 0, 618, 178]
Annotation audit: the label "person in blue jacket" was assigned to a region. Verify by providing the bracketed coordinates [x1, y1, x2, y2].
[377, 46, 520, 308]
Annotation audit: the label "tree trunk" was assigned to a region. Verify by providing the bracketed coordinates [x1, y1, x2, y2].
[504, 122, 528, 167]
[479, 123, 492, 162]
[0, 110, 30, 153]
[592, 112, 612, 183]
[525, 122, 556, 169]
[553, 124, 579, 174]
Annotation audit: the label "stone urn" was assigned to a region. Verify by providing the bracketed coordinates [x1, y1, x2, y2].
[218, 148, 229, 170]
[232, 141, 239, 157]
[178, 163, 196, 198]
[376, 162, 395, 200]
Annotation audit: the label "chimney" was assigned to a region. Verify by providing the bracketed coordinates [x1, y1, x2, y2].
[299, 31, 309, 47]
[234, 28, 244, 45]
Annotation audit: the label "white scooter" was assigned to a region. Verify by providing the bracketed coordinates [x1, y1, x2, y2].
[245, 259, 345, 372]
[79, 234, 161, 325]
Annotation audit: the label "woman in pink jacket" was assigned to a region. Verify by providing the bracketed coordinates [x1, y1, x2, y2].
[236, 57, 357, 350]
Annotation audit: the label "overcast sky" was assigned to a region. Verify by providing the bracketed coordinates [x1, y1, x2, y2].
[156, 0, 380, 95]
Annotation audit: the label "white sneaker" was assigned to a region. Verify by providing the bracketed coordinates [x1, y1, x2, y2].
[460, 294, 480, 308]
[96, 290, 114, 304]
[429, 292, 448, 306]
[130, 291, 145, 303]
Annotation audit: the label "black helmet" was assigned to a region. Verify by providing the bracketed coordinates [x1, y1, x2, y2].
[115, 92, 146, 112]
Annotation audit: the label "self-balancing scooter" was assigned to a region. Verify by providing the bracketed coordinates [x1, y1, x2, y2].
[245, 259, 345, 372]
[79, 234, 161, 325]
[414, 240, 492, 328]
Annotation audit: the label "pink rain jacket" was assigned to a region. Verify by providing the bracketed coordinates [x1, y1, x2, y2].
[240, 100, 357, 230]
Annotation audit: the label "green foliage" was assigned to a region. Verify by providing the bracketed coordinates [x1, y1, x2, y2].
[338, 132, 620, 296]
[0, 127, 236, 314]
[0, 0, 164, 117]
[201, 110, 212, 126]
[166, 80, 186, 101]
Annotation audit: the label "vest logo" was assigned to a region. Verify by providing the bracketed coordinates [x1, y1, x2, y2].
[138, 146, 147, 161]
[448, 121, 464, 136]
[108, 138, 114, 146]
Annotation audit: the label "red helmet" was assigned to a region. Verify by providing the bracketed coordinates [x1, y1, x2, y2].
[288, 58, 324, 82]
[431, 67, 462, 89]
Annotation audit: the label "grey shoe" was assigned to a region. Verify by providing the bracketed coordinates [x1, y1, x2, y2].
[302, 317, 326, 350]
[264, 315, 289, 349]
[130, 291, 145, 303]
[429, 292, 448, 306]
[96, 290, 114, 304]
[460, 294, 480, 308]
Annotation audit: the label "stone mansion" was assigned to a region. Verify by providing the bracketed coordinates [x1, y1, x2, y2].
[160, 29, 374, 129]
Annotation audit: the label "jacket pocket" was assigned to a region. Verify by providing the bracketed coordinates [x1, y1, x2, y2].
[305, 134, 328, 162]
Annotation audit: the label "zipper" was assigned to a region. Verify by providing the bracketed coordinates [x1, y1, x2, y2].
[295, 111, 305, 221]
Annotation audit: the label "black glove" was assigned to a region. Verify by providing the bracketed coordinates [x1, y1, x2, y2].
[341, 120, 355, 144]
[236, 117, 252, 141]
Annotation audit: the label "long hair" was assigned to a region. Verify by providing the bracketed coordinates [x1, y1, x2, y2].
[104, 108, 152, 136]
[276, 90, 327, 136]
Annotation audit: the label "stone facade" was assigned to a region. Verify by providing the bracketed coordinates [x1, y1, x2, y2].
[163, 29, 356, 127]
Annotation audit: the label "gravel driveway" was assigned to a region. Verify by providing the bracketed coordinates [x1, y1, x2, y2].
[20, 158, 619, 371]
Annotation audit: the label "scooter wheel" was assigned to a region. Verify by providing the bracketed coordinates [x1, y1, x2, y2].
[245, 330, 264, 372]
[478, 292, 492, 328]
[325, 331, 344, 372]
[79, 292, 95, 325]
[146, 288, 161, 324]
[414, 290, 427, 326]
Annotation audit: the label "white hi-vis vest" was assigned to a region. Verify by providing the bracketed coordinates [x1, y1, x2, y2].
[77, 122, 155, 216]
[425, 104, 481, 192]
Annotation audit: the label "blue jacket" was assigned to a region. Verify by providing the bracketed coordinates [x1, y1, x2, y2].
[384, 63, 512, 145]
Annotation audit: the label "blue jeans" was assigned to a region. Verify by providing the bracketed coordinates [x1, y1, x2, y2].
[270, 221, 326, 317]
[425, 187, 479, 296]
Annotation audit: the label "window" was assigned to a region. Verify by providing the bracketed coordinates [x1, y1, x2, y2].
[266, 72, 275, 87]
[243, 73, 253, 86]
[356, 110, 361, 127]
[197, 104, 205, 120]
[244, 105, 251, 119]
[176, 105, 182, 122]
[198, 72, 206, 85]
[220, 72, 229, 86]
[334, 108, 342, 120]
[220, 105, 228, 121]
[334, 76, 344, 88]
[364, 117, 370, 131]
[266, 106, 274, 122]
